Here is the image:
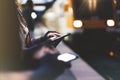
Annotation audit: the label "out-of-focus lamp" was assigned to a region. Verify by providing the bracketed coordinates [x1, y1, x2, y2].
[73, 20, 83, 28]
[107, 19, 115, 27]
[31, 12, 37, 19]
[109, 51, 115, 57]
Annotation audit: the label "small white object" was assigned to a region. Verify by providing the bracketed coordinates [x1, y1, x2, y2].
[57, 53, 77, 62]
[107, 19, 115, 27]
[73, 20, 83, 28]
[31, 12, 37, 19]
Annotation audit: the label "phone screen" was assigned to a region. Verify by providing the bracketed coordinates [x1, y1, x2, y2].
[57, 53, 78, 62]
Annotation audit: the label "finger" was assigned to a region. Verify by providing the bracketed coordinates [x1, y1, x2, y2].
[47, 33, 62, 38]
[45, 31, 59, 37]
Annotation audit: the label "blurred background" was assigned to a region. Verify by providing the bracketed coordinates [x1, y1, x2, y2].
[16, 0, 120, 80]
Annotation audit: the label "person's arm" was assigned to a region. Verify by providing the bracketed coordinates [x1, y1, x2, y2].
[0, 54, 70, 80]
[30, 54, 71, 80]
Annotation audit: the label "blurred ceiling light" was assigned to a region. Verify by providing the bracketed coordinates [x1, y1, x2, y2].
[17, 0, 53, 4]
[31, 12, 37, 19]
[33, 6, 46, 11]
[107, 19, 115, 27]
[33, 0, 53, 4]
[47, 0, 53, 2]
[73, 20, 83, 28]
[17, 0, 27, 4]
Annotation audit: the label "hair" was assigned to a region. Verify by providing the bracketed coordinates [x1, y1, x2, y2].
[26, 0, 33, 7]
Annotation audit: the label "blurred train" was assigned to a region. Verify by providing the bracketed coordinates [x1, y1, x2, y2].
[71, 0, 117, 29]
[16, 0, 117, 30]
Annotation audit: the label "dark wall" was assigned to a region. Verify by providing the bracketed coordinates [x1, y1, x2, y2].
[117, 0, 120, 9]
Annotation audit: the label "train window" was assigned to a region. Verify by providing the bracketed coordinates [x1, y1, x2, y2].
[72, 0, 114, 20]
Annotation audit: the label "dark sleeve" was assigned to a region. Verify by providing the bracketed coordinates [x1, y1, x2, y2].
[30, 54, 71, 80]
[23, 36, 47, 54]
[21, 37, 47, 69]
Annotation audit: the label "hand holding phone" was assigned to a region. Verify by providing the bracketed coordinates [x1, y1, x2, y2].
[51, 33, 71, 47]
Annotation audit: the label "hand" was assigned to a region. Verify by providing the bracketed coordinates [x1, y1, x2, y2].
[44, 31, 62, 40]
[30, 31, 62, 46]
[33, 46, 58, 59]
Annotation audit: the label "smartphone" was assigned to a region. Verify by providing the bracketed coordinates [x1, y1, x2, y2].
[57, 53, 78, 62]
[53, 33, 71, 41]
[51, 33, 71, 47]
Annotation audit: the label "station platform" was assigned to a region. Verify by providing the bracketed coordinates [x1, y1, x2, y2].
[56, 42, 105, 80]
